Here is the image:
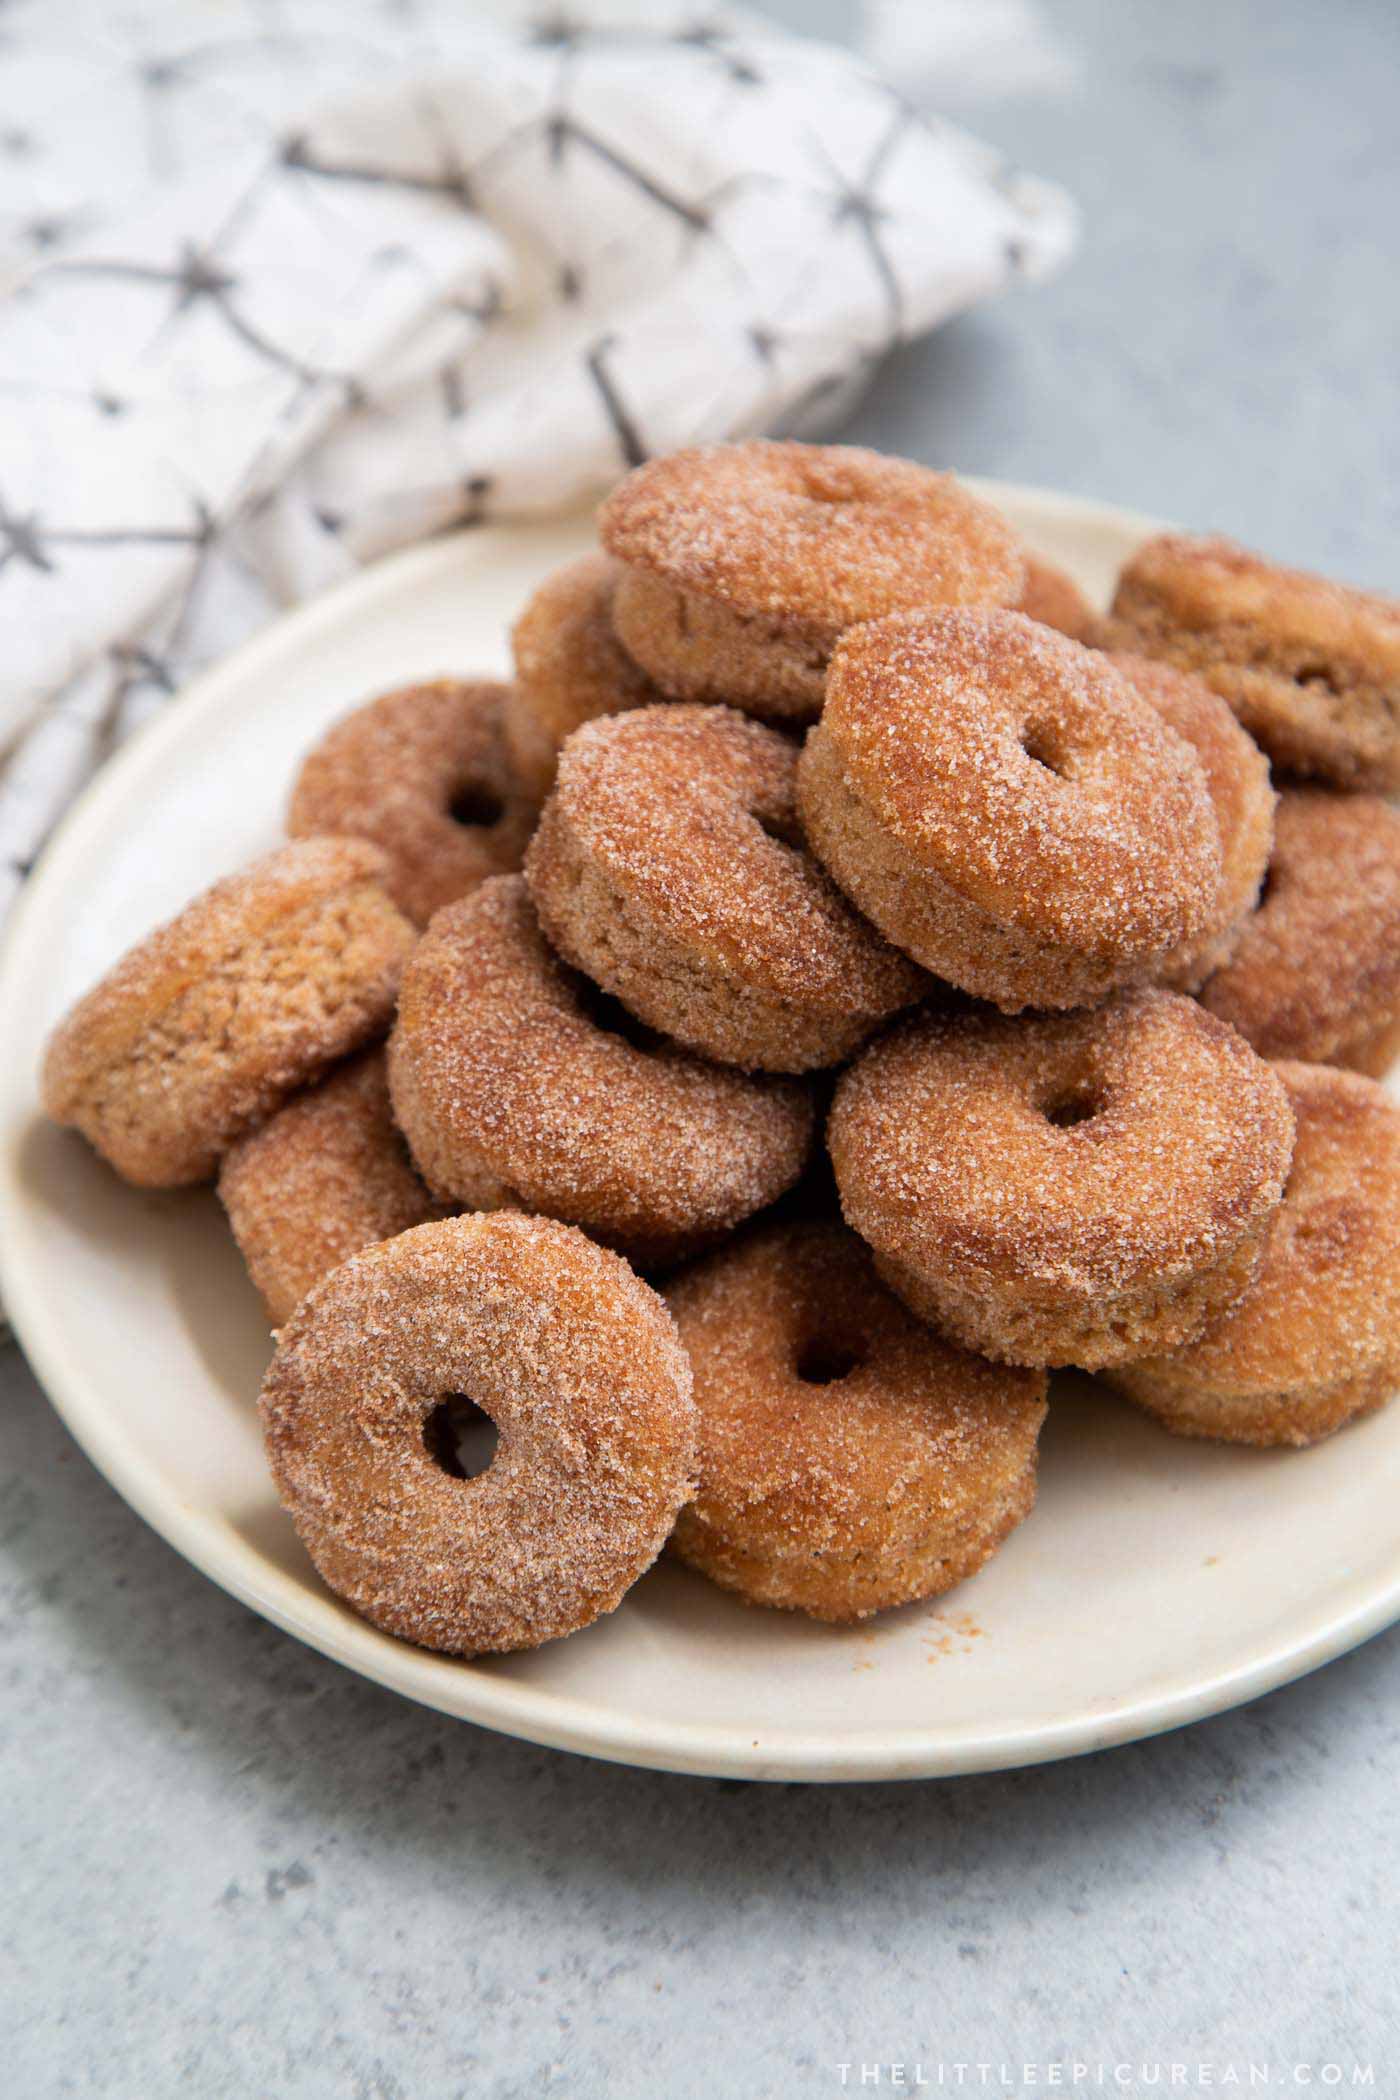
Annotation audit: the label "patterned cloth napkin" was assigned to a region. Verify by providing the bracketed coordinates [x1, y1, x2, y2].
[0, 0, 1075, 921]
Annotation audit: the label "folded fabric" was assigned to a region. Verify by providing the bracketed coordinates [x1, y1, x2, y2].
[0, 0, 1075, 920]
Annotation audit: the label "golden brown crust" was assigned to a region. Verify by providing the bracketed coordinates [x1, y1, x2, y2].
[525, 705, 928, 1073]
[387, 875, 814, 1267]
[260, 1212, 697, 1654]
[829, 991, 1295, 1369]
[1108, 652, 1276, 989]
[506, 554, 666, 799]
[666, 1218, 1046, 1622]
[1108, 1063, 1400, 1444]
[1104, 532, 1400, 789]
[1199, 789, 1400, 1074]
[42, 838, 417, 1187]
[609, 565, 834, 721]
[600, 442, 1024, 720]
[1016, 553, 1098, 641]
[798, 611, 1223, 1012]
[218, 1050, 444, 1327]
[287, 679, 537, 926]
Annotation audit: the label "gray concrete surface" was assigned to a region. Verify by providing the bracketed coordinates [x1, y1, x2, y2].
[5, 3, 1400, 2093]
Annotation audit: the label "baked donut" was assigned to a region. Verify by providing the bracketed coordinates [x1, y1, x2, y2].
[388, 875, 813, 1266]
[525, 704, 928, 1073]
[506, 553, 666, 801]
[260, 1211, 697, 1654]
[1103, 532, 1400, 789]
[666, 1218, 1047, 1622]
[42, 838, 416, 1188]
[219, 1050, 443, 1326]
[288, 678, 536, 925]
[829, 991, 1295, 1370]
[1109, 1063, 1400, 1445]
[1108, 651, 1275, 990]
[1016, 553, 1098, 641]
[1199, 789, 1400, 1076]
[798, 610, 1223, 1012]
[599, 442, 1024, 723]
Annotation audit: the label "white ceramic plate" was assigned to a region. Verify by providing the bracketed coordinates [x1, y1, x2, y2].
[4, 480, 1400, 1783]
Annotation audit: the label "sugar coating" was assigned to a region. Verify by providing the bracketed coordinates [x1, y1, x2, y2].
[1108, 651, 1276, 990]
[1110, 1063, 1400, 1444]
[1104, 531, 1400, 790]
[1200, 788, 1400, 1073]
[525, 704, 928, 1074]
[288, 678, 537, 926]
[799, 610, 1223, 1012]
[667, 1216, 1046, 1622]
[387, 874, 814, 1267]
[601, 441, 1024, 720]
[599, 441, 1024, 629]
[828, 990, 1296, 1369]
[219, 1050, 445, 1327]
[609, 565, 835, 721]
[42, 837, 417, 1187]
[506, 553, 666, 800]
[259, 1211, 698, 1654]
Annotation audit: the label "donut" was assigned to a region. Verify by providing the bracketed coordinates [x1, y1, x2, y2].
[260, 1211, 697, 1654]
[797, 610, 1223, 1013]
[1199, 789, 1400, 1076]
[287, 679, 537, 925]
[506, 553, 666, 801]
[1103, 532, 1400, 789]
[666, 1218, 1047, 1622]
[219, 1050, 443, 1326]
[1109, 1063, 1400, 1445]
[599, 441, 1024, 723]
[42, 838, 416, 1188]
[828, 991, 1295, 1370]
[525, 704, 928, 1074]
[387, 875, 814, 1266]
[1108, 651, 1275, 990]
[1015, 553, 1098, 641]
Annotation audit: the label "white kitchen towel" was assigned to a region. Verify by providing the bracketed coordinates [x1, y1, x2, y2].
[0, 0, 1076, 917]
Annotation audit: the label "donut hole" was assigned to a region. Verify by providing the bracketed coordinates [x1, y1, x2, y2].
[1040, 1080, 1104, 1131]
[449, 780, 505, 830]
[1020, 718, 1073, 780]
[1295, 660, 1344, 696]
[794, 1333, 868, 1386]
[423, 1395, 498, 1480]
[753, 806, 805, 853]
[571, 970, 661, 1052]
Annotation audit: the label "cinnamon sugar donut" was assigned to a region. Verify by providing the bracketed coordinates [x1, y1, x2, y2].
[1110, 1063, 1400, 1445]
[1016, 554, 1098, 641]
[1108, 651, 1275, 990]
[798, 611, 1223, 1012]
[1199, 789, 1400, 1075]
[829, 991, 1295, 1370]
[506, 553, 665, 800]
[525, 705, 928, 1074]
[666, 1219, 1047, 1622]
[288, 679, 536, 925]
[42, 839, 416, 1188]
[388, 875, 813, 1266]
[1104, 532, 1400, 789]
[219, 1051, 443, 1326]
[260, 1211, 697, 1654]
[600, 442, 1023, 723]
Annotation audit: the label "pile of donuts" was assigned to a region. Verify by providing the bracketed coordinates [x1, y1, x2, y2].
[40, 442, 1400, 1659]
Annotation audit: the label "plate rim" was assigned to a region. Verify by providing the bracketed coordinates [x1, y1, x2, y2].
[5, 476, 1397, 1783]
